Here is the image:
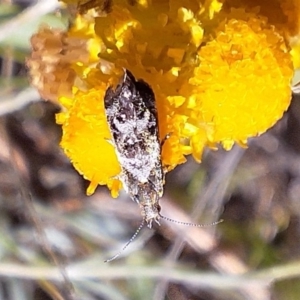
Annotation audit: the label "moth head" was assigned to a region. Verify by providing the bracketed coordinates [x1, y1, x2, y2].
[142, 202, 161, 229]
[104, 69, 137, 109]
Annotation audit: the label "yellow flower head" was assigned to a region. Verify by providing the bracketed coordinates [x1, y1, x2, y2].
[29, 0, 297, 196]
[56, 83, 122, 197]
[190, 15, 293, 151]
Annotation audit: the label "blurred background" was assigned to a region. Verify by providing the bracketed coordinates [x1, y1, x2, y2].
[1, 1, 300, 299]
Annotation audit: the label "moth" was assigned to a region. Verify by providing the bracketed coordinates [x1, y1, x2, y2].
[103, 70, 222, 262]
[104, 69, 164, 229]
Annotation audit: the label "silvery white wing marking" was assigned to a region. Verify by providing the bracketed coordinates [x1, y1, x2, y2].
[104, 69, 164, 227]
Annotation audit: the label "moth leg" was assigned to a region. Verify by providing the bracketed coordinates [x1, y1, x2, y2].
[160, 132, 172, 148]
[109, 172, 122, 181]
[104, 137, 115, 146]
[160, 133, 174, 175]
[132, 195, 140, 203]
[163, 166, 168, 175]
[163, 164, 174, 175]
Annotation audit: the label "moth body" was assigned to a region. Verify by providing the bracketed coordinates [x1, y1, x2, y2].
[104, 70, 164, 227]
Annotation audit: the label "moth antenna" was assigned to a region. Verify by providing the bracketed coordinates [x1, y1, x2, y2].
[104, 218, 145, 263]
[159, 214, 223, 227]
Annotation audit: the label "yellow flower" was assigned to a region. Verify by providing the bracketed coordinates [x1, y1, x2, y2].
[56, 81, 122, 196]
[29, 0, 297, 196]
[189, 16, 293, 151]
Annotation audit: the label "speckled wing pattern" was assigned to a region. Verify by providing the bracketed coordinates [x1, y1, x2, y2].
[104, 70, 164, 227]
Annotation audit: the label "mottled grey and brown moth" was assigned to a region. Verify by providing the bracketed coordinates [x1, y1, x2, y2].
[104, 70, 222, 262]
[104, 69, 164, 228]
